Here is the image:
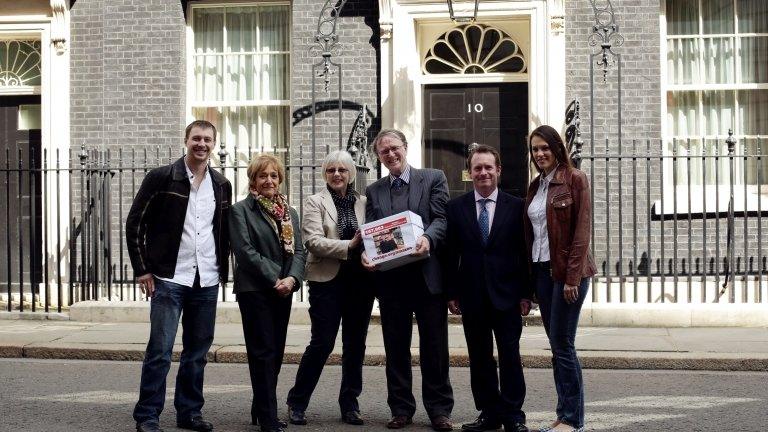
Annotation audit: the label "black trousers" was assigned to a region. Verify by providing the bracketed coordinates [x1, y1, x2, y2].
[377, 269, 454, 419]
[461, 299, 526, 424]
[287, 266, 374, 413]
[237, 289, 292, 429]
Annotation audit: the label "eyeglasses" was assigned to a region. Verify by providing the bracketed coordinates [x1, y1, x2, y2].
[325, 167, 349, 174]
[377, 144, 405, 156]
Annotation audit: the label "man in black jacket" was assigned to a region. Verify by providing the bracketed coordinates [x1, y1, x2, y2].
[443, 145, 532, 432]
[127, 120, 232, 432]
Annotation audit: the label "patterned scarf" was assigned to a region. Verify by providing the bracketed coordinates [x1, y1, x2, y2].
[251, 190, 294, 255]
[328, 184, 358, 241]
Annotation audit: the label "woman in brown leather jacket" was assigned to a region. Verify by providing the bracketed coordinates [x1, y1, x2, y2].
[523, 125, 596, 432]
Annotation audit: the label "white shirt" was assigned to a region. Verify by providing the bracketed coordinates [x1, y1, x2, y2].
[157, 163, 219, 287]
[474, 188, 498, 230]
[528, 168, 557, 262]
[389, 164, 411, 185]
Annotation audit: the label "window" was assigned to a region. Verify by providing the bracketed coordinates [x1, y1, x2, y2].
[0, 40, 41, 89]
[422, 24, 526, 74]
[665, 0, 768, 186]
[189, 4, 290, 168]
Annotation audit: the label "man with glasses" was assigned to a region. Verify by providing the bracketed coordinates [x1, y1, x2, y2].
[362, 129, 454, 431]
[127, 120, 232, 432]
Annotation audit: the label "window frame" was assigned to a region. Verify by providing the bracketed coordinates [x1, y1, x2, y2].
[659, 0, 768, 215]
[185, 1, 292, 149]
[662, 0, 768, 145]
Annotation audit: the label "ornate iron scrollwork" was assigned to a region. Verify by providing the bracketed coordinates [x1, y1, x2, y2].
[588, 0, 624, 82]
[314, 0, 349, 92]
[564, 100, 584, 167]
[347, 104, 372, 168]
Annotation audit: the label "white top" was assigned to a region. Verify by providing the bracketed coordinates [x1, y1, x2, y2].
[157, 163, 219, 287]
[474, 188, 498, 230]
[389, 164, 411, 185]
[528, 168, 557, 262]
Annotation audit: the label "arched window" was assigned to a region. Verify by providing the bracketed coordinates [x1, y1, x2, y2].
[0, 40, 42, 87]
[423, 24, 526, 74]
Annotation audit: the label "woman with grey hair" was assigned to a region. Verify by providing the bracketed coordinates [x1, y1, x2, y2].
[286, 150, 374, 426]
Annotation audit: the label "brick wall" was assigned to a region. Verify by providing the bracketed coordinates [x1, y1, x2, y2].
[70, 0, 186, 152]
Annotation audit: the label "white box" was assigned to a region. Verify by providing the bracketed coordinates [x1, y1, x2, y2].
[361, 211, 428, 271]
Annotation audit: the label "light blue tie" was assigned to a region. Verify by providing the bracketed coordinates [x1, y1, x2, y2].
[478, 199, 489, 245]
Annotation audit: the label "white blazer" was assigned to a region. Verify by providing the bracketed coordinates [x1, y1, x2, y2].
[302, 187, 366, 282]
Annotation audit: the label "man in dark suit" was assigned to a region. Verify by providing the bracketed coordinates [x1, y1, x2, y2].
[443, 145, 532, 432]
[362, 129, 454, 431]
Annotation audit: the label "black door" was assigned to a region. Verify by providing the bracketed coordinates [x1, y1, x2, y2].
[423, 83, 529, 198]
[0, 95, 42, 287]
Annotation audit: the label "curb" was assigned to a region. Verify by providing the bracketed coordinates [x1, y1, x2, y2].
[2, 344, 766, 372]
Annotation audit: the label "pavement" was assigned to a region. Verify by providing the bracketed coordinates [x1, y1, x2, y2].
[1, 317, 767, 371]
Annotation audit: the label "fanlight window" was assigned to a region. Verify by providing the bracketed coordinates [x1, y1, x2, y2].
[423, 24, 526, 74]
[0, 40, 42, 87]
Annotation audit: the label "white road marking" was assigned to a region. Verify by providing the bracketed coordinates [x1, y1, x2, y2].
[526, 411, 686, 431]
[587, 395, 760, 409]
[21, 385, 252, 404]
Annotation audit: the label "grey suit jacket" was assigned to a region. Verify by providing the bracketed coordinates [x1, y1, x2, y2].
[364, 167, 449, 294]
[303, 188, 366, 282]
[229, 194, 306, 294]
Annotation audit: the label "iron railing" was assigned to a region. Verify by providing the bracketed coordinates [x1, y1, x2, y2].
[581, 132, 768, 304]
[0, 142, 369, 312]
[2, 134, 767, 312]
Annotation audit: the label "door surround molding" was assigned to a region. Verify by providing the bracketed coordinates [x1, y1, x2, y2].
[0, 8, 72, 300]
[379, 0, 565, 170]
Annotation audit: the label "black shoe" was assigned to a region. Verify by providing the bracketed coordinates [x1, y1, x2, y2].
[288, 406, 307, 425]
[461, 414, 502, 431]
[341, 410, 364, 425]
[136, 423, 163, 432]
[259, 427, 285, 432]
[503, 422, 529, 432]
[252, 419, 288, 428]
[386, 415, 413, 429]
[177, 416, 214, 432]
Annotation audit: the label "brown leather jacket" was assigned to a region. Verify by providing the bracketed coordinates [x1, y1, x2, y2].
[524, 164, 597, 286]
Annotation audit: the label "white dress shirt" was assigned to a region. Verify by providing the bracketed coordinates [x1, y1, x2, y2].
[157, 163, 219, 287]
[474, 188, 498, 230]
[528, 168, 557, 262]
[389, 164, 411, 185]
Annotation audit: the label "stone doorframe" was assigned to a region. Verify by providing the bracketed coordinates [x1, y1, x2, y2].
[0, 0, 71, 300]
[377, 0, 566, 169]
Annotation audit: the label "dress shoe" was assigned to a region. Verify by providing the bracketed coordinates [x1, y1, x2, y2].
[341, 410, 364, 425]
[461, 414, 502, 431]
[386, 415, 413, 429]
[252, 419, 287, 428]
[136, 423, 163, 432]
[503, 422, 529, 432]
[288, 406, 307, 425]
[177, 416, 214, 432]
[431, 415, 454, 431]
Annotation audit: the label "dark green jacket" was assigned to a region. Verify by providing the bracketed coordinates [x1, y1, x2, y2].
[228, 194, 305, 294]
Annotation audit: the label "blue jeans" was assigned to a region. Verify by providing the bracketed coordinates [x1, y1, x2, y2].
[534, 262, 589, 429]
[133, 278, 218, 426]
